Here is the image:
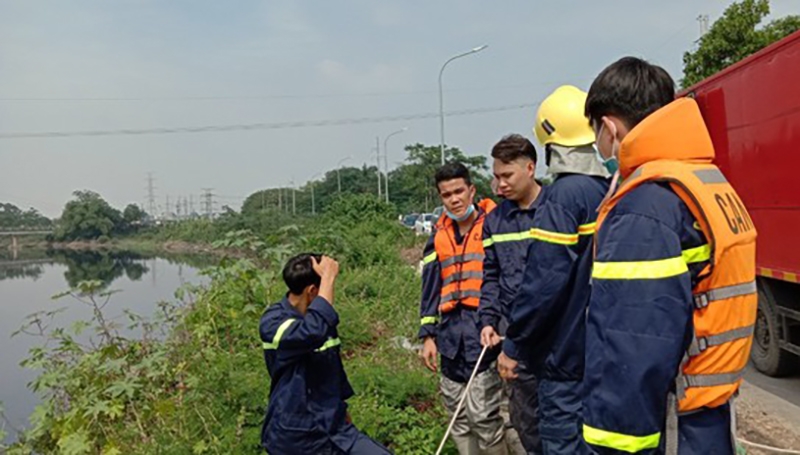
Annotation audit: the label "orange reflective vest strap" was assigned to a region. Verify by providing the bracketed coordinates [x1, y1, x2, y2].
[433, 208, 489, 313]
[596, 160, 757, 413]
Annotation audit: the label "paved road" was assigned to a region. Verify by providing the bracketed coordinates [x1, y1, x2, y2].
[744, 363, 800, 407]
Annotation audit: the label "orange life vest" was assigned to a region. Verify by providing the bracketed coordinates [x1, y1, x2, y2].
[596, 98, 757, 412]
[434, 199, 496, 313]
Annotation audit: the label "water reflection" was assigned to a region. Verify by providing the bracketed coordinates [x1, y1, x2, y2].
[0, 248, 212, 444]
[0, 249, 215, 287]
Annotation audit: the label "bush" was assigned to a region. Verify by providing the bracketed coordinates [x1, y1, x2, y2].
[7, 218, 454, 454]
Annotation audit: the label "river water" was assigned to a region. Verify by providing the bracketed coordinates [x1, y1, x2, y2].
[0, 249, 211, 444]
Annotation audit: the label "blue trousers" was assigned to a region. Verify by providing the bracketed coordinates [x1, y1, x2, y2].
[674, 402, 734, 455]
[538, 379, 586, 455]
[508, 360, 542, 454]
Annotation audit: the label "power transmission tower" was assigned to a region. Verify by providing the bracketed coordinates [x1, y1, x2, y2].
[146, 172, 157, 217]
[183, 198, 189, 217]
[201, 188, 215, 218]
[176, 196, 182, 217]
[165, 195, 171, 217]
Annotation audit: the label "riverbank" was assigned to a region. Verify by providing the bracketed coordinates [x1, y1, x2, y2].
[2, 202, 449, 454]
[44, 237, 216, 254]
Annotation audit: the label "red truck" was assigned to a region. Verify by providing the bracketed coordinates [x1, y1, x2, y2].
[682, 30, 800, 376]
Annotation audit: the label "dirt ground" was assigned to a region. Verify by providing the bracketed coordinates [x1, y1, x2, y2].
[736, 382, 800, 454]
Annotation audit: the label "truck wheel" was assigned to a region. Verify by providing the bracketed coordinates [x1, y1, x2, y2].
[751, 279, 797, 377]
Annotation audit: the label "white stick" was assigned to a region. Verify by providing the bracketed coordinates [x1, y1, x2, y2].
[434, 343, 491, 455]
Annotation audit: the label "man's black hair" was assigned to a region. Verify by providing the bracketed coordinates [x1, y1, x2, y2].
[283, 253, 323, 295]
[585, 56, 675, 130]
[434, 162, 472, 192]
[491, 134, 538, 164]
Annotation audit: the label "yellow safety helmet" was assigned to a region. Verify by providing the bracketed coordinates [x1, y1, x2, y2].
[534, 85, 596, 147]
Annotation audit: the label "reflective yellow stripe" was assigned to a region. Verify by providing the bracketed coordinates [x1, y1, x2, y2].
[583, 424, 661, 453]
[423, 252, 438, 265]
[578, 222, 597, 235]
[530, 228, 579, 246]
[593, 256, 688, 280]
[482, 238, 495, 248]
[420, 316, 439, 326]
[315, 337, 341, 352]
[490, 231, 533, 243]
[262, 318, 297, 350]
[682, 244, 711, 264]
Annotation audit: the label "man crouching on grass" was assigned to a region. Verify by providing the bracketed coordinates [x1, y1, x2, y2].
[259, 253, 392, 454]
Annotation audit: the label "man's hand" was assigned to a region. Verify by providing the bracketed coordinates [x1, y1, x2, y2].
[481, 326, 502, 348]
[311, 255, 339, 304]
[312, 255, 340, 280]
[497, 351, 519, 380]
[420, 337, 438, 373]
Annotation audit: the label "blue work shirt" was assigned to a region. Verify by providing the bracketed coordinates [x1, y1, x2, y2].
[259, 296, 360, 454]
[505, 174, 609, 380]
[583, 182, 711, 454]
[478, 187, 548, 358]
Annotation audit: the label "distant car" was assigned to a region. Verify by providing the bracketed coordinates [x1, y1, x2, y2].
[415, 213, 436, 235]
[432, 206, 444, 218]
[400, 214, 420, 229]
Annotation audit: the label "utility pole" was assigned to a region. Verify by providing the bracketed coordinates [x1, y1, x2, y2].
[176, 197, 182, 217]
[146, 172, 157, 218]
[311, 181, 316, 215]
[183, 198, 189, 218]
[165, 195, 171, 217]
[278, 187, 283, 211]
[289, 181, 296, 215]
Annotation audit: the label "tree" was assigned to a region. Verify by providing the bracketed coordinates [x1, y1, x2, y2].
[0, 202, 52, 230]
[54, 191, 123, 241]
[122, 204, 146, 224]
[241, 144, 492, 218]
[682, 0, 800, 87]
[388, 143, 492, 214]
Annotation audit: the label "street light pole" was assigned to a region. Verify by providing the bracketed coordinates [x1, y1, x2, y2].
[336, 156, 352, 193]
[438, 44, 488, 165]
[310, 173, 321, 215]
[383, 127, 408, 204]
[375, 137, 382, 198]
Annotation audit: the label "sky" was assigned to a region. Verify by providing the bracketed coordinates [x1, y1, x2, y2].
[1, 0, 797, 218]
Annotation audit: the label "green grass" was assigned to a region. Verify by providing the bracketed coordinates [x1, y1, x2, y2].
[4, 198, 457, 454]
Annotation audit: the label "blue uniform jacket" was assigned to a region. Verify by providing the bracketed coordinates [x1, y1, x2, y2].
[583, 182, 714, 454]
[419, 208, 496, 381]
[260, 296, 359, 454]
[505, 174, 609, 380]
[478, 188, 547, 359]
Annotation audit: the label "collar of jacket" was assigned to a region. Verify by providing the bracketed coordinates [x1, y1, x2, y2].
[505, 185, 547, 216]
[618, 98, 715, 180]
[281, 295, 304, 317]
